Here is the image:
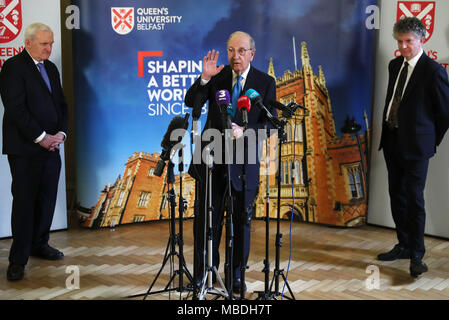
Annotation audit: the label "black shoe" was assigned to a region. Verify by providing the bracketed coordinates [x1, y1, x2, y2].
[410, 259, 428, 278]
[232, 278, 247, 294]
[31, 245, 64, 260]
[377, 244, 410, 261]
[7, 263, 25, 281]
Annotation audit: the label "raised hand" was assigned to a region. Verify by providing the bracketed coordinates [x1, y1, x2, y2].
[201, 49, 225, 81]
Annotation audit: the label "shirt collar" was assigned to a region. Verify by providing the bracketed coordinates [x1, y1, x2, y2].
[25, 49, 43, 65]
[404, 49, 423, 68]
[232, 63, 251, 81]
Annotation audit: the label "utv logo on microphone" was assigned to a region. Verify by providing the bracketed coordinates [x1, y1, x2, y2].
[219, 91, 227, 100]
[0, 0, 22, 43]
[397, 1, 435, 43]
[111, 7, 134, 35]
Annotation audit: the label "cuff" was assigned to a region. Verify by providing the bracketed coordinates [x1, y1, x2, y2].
[200, 77, 210, 86]
[34, 131, 46, 143]
[58, 131, 67, 141]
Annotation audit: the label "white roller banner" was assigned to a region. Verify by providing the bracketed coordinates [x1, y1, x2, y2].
[0, 0, 67, 238]
[368, 0, 449, 238]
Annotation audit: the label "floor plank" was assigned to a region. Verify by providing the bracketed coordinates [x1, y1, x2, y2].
[1, 217, 449, 300]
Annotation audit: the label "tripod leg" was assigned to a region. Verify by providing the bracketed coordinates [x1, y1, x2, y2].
[142, 238, 172, 299]
[281, 272, 296, 300]
[199, 269, 210, 300]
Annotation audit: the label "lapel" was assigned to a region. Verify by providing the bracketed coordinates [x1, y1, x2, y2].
[242, 66, 255, 97]
[22, 50, 53, 96]
[401, 53, 427, 103]
[223, 67, 233, 94]
[383, 57, 403, 120]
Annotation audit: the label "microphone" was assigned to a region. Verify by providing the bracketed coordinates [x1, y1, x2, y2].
[237, 95, 251, 126]
[192, 92, 205, 121]
[244, 89, 281, 129]
[161, 113, 189, 150]
[269, 100, 304, 118]
[191, 93, 204, 140]
[215, 89, 233, 130]
[155, 113, 190, 176]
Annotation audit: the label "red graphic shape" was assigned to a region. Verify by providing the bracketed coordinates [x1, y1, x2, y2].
[397, 1, 435, 43]
[138, 51, 163, 77]
[0, 0, 22, 44]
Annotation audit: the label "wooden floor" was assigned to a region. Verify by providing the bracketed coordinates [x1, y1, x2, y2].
[1, 214, 449, 300]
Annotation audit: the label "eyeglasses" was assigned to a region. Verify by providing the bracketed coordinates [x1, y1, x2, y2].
[227, 47, 253, 56]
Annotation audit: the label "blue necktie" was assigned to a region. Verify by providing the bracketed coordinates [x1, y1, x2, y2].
[37, 62, 52, 92]
[231, 75, 243, 117]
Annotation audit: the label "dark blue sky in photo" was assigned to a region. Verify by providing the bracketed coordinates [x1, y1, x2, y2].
[73, 0, 377, 206]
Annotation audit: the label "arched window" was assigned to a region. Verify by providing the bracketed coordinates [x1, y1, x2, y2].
[347, 166, 364, 199]
[294, 160, 302, 184]
[295, 122, 303, 142]
[288, 161, 293, 184]
[285, 123, 291, 142]
[284, 161, 289, 185]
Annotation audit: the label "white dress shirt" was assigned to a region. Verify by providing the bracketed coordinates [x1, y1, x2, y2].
[385, 49, 423, 120]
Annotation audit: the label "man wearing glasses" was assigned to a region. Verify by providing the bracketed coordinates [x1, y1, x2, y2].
[185, 31, 277, 294]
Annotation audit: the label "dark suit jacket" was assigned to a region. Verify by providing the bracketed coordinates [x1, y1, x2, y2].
[0, 50, 68, 156]
[379, 53, 449, 160]
[185, 65, 277, 191]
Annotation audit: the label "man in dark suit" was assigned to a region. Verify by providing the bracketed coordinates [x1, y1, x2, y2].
[0, 23, 68, 281]
[184, 31, 276, 293]
[378, 17, 449, 277]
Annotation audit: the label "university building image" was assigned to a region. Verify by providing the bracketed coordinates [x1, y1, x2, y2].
[82, 42, 368, 229]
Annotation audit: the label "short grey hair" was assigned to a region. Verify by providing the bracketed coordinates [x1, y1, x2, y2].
[24, 23, 53, 41]
[393, 17, 426, 39]
[227, 31, 256, 51]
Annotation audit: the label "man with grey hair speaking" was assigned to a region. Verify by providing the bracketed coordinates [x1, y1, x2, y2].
[185, 31, 277, 294]
[0, 23, 68, 281]
[377, 17, 449, 277]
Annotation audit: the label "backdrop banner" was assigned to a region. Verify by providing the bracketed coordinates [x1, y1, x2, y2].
[73, 0, 376, 228]
[0, 0, 67, 238]
[368, 0, 449, 238]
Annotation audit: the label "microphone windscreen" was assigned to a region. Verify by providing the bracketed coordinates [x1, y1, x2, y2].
[192, 93, 205, 119]
[161, 113, 190, 149]
[227, 104, 234, 116]
[215, 89, 231, 106]
[237, 95, 251, 112]
[269, 100, 288, 111]
[244, 88, 260, 101]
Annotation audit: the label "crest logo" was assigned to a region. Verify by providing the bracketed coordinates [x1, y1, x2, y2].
[111, 7, 134, 35]
[0, 0, 22, 43]
[397, 1, 435, 43]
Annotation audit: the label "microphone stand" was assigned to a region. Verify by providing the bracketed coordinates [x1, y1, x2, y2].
[237, 111, 249, 300]
[177, 147, 190, 294]
[255, 124, 271, 300]
[221, 106, 236, 299]
[128, 152, 194, 300]
[252, 105, 295, 300]
[269, 120, 295, 300]
[190, 118, 202, 300]
[198, 146, 229, 300]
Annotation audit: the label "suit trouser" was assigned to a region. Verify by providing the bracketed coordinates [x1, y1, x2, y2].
[193, 164, 257, 282]
[7, 152, 61, 265]
[382, 129, 429, 260]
